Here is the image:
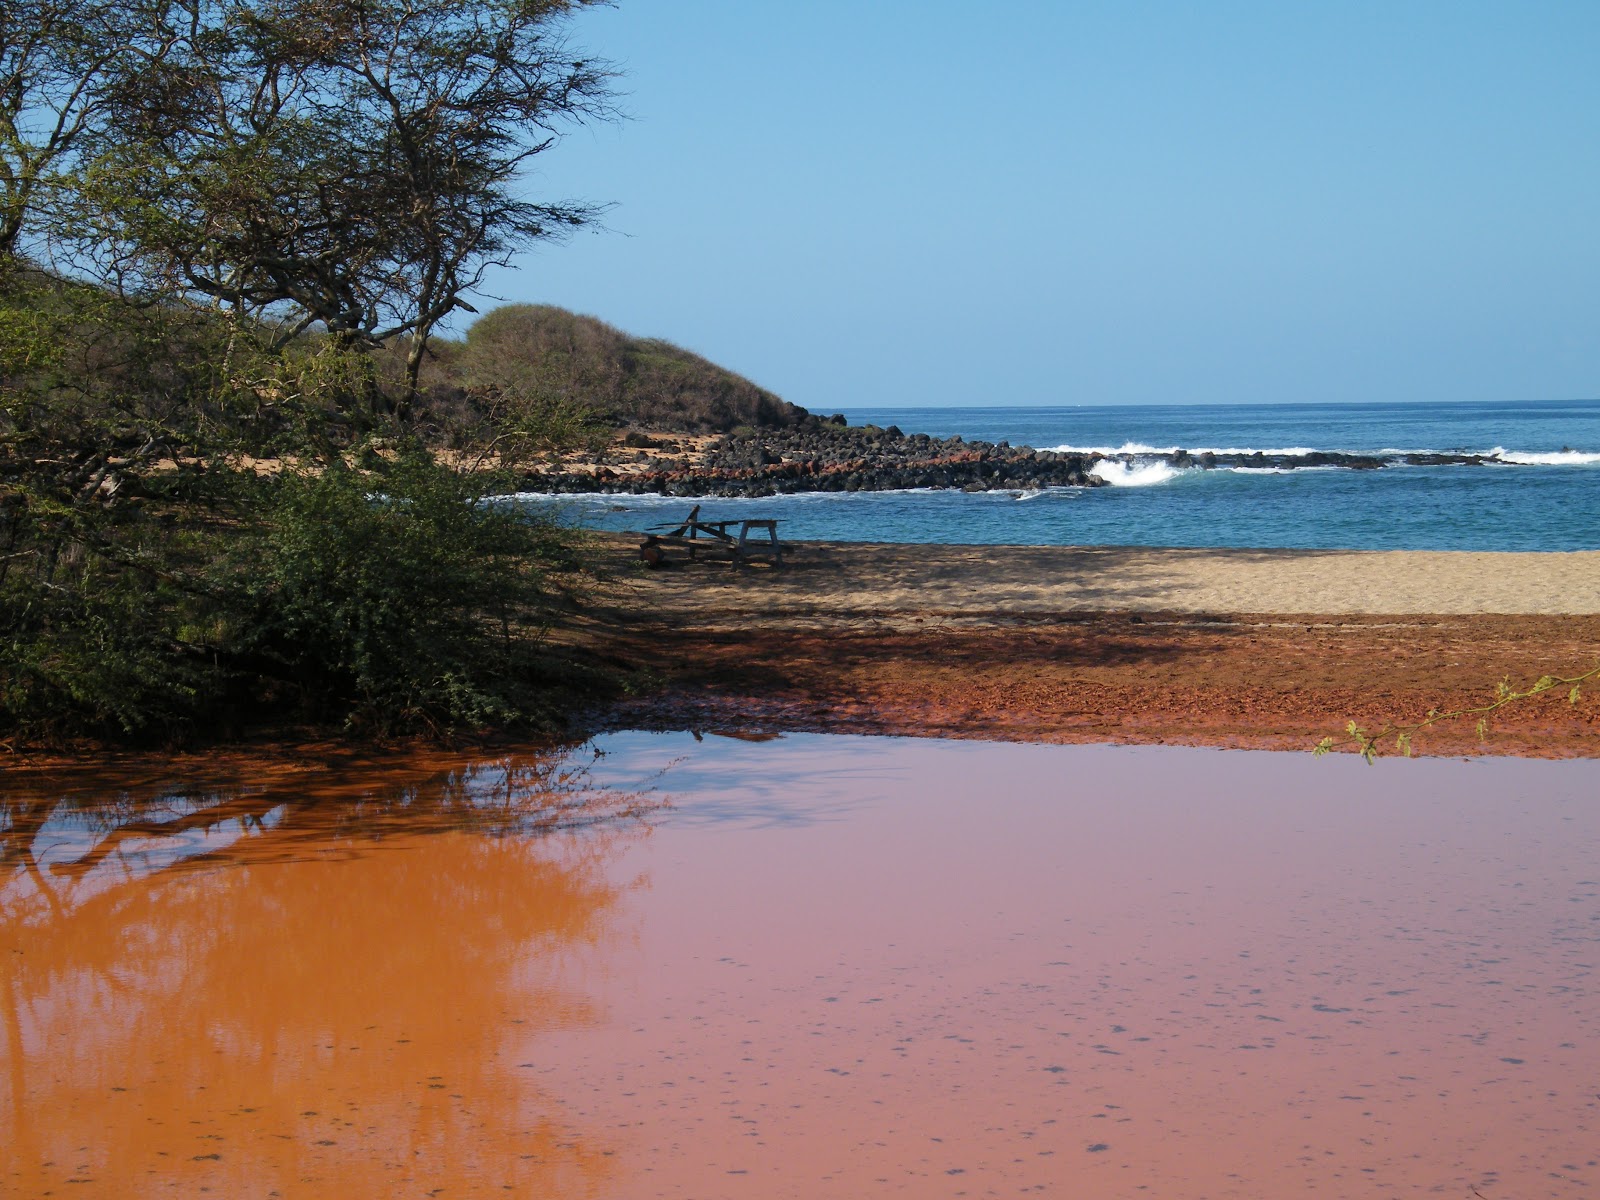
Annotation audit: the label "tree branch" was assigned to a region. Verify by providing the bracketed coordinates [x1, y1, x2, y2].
[1316, 661, 1600, 761]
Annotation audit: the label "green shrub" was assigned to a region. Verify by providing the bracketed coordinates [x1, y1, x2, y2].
[0, 570, 216, 740]
[2, 271, 616, 745]
[221, 450, 585, 733]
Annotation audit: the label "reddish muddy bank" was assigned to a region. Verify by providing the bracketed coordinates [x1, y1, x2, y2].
[570, 539, 1600, 757]
[591, 610, 1600, 758]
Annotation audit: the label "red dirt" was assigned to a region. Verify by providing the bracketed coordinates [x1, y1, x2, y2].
[592, 611, 1600, 758]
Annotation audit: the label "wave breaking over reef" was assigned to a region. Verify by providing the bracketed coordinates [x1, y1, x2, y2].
[1072, 444, 1600, 486]
[515, 418, 1600, 499]
[1058, 444, 1600, 473]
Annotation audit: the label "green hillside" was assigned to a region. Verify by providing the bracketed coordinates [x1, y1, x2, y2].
[423, 305, 809, 434]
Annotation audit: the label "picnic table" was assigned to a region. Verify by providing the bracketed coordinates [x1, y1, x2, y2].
[640, 505, 791, 567]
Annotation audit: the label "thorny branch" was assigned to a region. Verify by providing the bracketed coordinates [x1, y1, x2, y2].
[1317, 660, 1600, 761]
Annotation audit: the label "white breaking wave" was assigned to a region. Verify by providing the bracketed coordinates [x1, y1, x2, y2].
[1041, 440, 1179, 455]
[1089, 460, 1183, 487]
[1040, 441, 1600, 465]
[1043, 442, 1320, 457]
[1009, 487, 1079, 500]
[1487, 447, 1600, 466]
[1224, 465, 1336, 475]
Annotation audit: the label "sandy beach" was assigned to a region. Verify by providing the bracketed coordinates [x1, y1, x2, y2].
[595, 540, 1600, 622]
[581, 539, 1600, 756]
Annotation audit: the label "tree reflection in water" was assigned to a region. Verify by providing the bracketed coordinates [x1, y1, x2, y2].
[1, 742, 659, 1198]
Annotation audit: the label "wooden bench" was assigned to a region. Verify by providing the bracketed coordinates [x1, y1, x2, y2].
[640, 506, 791, 568]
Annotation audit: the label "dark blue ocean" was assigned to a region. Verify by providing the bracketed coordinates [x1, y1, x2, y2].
[525, 399, 1600, 551]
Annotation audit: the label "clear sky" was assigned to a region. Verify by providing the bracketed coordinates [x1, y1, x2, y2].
[477, 1, 1600, 410]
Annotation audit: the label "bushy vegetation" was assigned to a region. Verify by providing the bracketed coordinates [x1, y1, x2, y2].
[1, 0, 623, 745]
[1, 1, 816, 747]
[1, 269, 610, 744]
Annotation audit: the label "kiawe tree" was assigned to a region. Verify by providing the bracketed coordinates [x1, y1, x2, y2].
[67, 0, 615, 390]
[0, 0, 161, 259]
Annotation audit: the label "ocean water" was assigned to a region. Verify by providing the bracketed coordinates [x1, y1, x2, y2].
[528, 399, 1600, 551]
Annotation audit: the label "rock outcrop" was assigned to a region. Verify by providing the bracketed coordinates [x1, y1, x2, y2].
[524, 423, 1101, 495]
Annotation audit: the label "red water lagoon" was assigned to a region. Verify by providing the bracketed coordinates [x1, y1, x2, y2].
[3, 735, 1597, 1198]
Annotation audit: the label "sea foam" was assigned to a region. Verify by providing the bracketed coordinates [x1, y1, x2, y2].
[1488, 447, 1600, 466]
[1042, 440, 1179, 456]
[1044, 442, 1321, 457]
[1089, 460, 1183, 487]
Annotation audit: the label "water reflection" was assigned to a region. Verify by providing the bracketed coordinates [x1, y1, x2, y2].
[591, 729, 894, 829]
[1, 743, 657, 1198]
[7, 734, 1599, 1197]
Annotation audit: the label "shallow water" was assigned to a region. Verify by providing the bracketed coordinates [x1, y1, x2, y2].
[540, 459, 1600, 551]
[4, 735, 1598, 1197]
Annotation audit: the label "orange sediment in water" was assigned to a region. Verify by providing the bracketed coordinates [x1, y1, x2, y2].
[2, 747, 646, 1197]
[4, 735, 1598, 1197]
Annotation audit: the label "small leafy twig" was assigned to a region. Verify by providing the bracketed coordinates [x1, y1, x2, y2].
[1315, 660, 1600, 762]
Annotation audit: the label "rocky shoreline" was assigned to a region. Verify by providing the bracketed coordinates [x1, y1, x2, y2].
[523, 422, 1099, 496]
[517, 418, 1521, 497]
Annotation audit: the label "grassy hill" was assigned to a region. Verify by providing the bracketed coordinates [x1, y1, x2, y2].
[421, 304, 811, 434]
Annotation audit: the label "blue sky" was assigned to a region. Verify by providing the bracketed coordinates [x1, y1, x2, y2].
[478, 1, 1600, 410]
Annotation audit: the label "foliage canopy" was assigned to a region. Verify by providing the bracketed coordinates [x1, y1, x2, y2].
[11, 0, 615, 381]
[1, 3, 622, 745]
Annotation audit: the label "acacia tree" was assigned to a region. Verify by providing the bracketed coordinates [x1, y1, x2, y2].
[69, 0, 615, 392]
[0, 0, 164, 259]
